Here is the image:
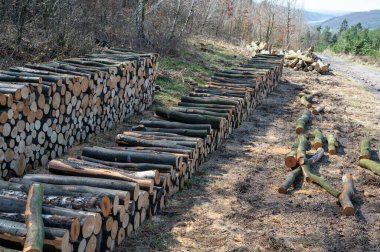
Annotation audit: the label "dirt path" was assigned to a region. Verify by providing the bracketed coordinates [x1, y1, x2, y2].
[118, 69, 380, 251]
[319, 53, 380, 96]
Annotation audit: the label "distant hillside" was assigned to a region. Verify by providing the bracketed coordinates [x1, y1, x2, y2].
[320, 10, 380, 30]
[304, 11, 336, 24]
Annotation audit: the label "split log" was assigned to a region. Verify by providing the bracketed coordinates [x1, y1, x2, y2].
[358, 159, 380, 176]
[359, 139, 371, 160]
[313, 129, 323, 149]
[23, 184, 44, 252]
[338, 174, 355, 216]
[301, 159, 340, 198]
[296, 110, 311, 134]
[327, 134, 337, 155]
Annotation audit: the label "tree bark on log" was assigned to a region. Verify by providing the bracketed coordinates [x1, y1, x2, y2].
[327, 134, 337, 155]
[82, 146, 180, 170]
[23, 184, 44, 252]
[279, 147, 324, 194]
[300, 95, 312, 108]
[297, 135, 309, 165]
[0, 219, 70, 252]
[155, 107, 225, 130]
[0, 213, 80, 243]
[285, 140, 298, 169]
[358, 159, 380, 176]
[296, 110, 311, 134]
[301, 159, 340, 198]
[312, 105, 324, 115]
[21, 174, 140, 201]
[338, 174, 355, 216]
[313, 129, 323, 149]
[359, 139, 371, 160]
[48, 159, 154, 193]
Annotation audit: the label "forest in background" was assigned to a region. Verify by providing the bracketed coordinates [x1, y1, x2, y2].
[0, 0, 310, 68]
[316, 20, 380, 60]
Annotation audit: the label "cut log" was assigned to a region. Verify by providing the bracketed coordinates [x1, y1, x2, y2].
[297, 135, 309, 165]
[23, 184, 44, 252]
[82, 146, 181, 169]
[313, 129, 323, 149]
[155, 107, 225, 130]
[300, 95, 312, 108]
[279, 147, 324, 194]
[296, 110, 311, 134]
[338, 174, 355, 216]
[285, 140, 298, 169]
[359, 138, 371, 160]
[48, 159, 154, 193]
[21, 174, 140, 201]
[0, 219, 70, 252]
[301, 159, 340, 198]
[312, 105, 324, 115]
[358, 159, 380, 176]
[0, 213, 80, 243]
[327, 134, 337, 155]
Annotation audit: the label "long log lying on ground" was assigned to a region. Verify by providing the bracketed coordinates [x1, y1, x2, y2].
[23, 184, 44, 252]
[279, 147, 324, 194]
[296, 110, 311, 134]
[301, 159, 340, 198]
[338, 174, 355, 216]
[359, 139, 371, 160]
[358, 159, 380, 176]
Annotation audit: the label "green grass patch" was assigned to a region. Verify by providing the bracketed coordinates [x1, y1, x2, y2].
[155, 41, 248, 107]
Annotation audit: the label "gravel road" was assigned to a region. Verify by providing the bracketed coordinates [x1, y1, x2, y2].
[319, 53, 380, 96]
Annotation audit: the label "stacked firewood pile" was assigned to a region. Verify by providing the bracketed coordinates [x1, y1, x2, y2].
[0, 48, 158, 179]
[284, 47, 329, 74]
[279, 93, 355, 216]
[0, 54, 284, 251]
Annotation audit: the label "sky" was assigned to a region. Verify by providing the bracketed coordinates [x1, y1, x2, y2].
[300, 0, 380, 13]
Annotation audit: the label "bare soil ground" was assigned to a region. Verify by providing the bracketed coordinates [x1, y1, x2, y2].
[115, 68, 380, 251]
